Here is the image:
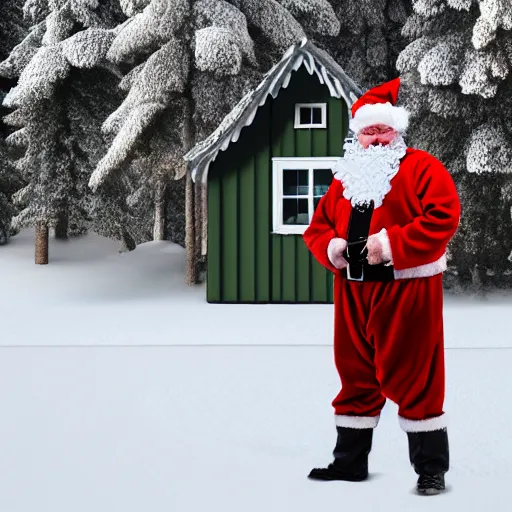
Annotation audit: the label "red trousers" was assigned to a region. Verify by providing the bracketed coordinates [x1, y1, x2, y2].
[332, 273, 447, 432]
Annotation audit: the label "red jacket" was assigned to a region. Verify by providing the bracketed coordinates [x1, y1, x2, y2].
[303, 148, 461, 279]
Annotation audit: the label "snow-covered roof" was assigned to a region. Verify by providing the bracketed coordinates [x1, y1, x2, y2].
[184, 38, 363, 184]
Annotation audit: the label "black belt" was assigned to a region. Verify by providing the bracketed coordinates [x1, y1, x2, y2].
[342, 201, 395, 283]
[341, 262, 395, 282]
[341, 238, 394, 282]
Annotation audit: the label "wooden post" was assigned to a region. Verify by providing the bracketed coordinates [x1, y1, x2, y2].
[153, 177, 167, 241]
[35, 222, 49, 265]
[185, 171, 197, 285]
[183, 91, 198, 286]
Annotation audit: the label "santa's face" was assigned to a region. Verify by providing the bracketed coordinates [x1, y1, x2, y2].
[357, 124, 398, 149]
[332, 130, 407, 208]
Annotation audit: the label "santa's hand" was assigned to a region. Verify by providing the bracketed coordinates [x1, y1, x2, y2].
[327, 238, 349, 269]
[366, 236, 383, 265]
[366, 229, 393, 266]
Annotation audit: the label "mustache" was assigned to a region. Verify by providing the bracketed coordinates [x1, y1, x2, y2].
[353, 135, 403, 150]
[366, 135, 398, 144]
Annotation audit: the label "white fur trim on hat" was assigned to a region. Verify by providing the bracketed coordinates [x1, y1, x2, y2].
[335, 414, 380, 429]
[398, 414, 448, 433]
[350, 102, 410, 134]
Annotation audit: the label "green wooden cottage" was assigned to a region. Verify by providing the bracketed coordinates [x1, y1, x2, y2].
[184, 39, 362, 304]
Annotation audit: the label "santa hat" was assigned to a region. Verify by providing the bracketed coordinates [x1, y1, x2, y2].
[349, 77, 409, 134]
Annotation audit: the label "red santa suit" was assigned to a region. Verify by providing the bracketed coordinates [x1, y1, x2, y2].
[303, 78, 461, 434]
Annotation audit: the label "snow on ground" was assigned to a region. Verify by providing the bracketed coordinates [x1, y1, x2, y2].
[0, 346, 510, 511]
[1, 229, 511, 511]
[1, 228, 512, 348]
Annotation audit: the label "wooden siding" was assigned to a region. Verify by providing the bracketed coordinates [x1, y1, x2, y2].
[207, 101, 272, 303]
[207, 68, 348, 303]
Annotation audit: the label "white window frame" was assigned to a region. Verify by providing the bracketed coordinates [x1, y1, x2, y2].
[294, 103, 327, 129]
[272, 157, 339, 235]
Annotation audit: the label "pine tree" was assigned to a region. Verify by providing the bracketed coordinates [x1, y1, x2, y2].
[0, 137, 23, 245]
[396, 0, 512, 288]
[0, 0, 126, 262]
[0, 0, 26, 245]
[0, 1, 26, 62]
[325, 0, 412, 91]
[88, 0, 341, 282]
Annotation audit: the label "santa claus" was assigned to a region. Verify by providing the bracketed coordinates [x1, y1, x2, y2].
[303, 77, 460, 495]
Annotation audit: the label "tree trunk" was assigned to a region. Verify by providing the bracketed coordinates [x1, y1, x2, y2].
[185, 171, 197, 285]
[153, 178, 167, 241]
[183, 92, 197, 286]
[35, 222, 49, 265]
[54, 211, 69, 239]
[470, 263, 482, 288]
[119, 229, 136, 252]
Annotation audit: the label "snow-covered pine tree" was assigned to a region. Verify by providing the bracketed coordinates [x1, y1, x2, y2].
[0, 0, 26, 245]
[396, 0, 512, 288]
[0, 0, 126, 263]
[0, 1, 26, 61]
[0, 136, 23, 245]
[326, 0, 412, 91]
[88, 0, 341, 283]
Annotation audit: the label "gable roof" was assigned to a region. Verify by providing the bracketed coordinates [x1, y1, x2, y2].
[184, 38, 363, 184]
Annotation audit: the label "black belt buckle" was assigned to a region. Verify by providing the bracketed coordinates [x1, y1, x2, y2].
[345, 237, 368, 263]
[345, 237, 367, 282]
[346, 263, 364, 281]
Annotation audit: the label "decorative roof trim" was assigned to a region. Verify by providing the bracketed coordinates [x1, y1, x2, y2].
[184, 38, 363, 184]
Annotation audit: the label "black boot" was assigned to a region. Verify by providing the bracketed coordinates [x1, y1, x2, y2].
[308, 426, 373, 481]
[407, 428, 449, 495]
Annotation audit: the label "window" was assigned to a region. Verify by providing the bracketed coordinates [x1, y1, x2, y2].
[272, 158, 338, 235]
[294, 103, 327, 129]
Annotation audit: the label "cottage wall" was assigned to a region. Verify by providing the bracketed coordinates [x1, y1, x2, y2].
[207, 69, 348, 303]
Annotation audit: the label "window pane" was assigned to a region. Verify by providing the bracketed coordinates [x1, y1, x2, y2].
[314, 197, 321, 211]
[312, 107, 323, 125]
[299, 107, 311, 125]
[313, 168, 333, 196]
[283, 169, 309, 196]
[283, 198, 309, 225]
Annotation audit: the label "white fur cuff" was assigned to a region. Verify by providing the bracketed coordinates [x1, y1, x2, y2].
[335, 414, 380, 429]
[327, 238, 348, 268]
[394, 254, 447, 279]
[399, 414, 448, 433]
[350, 102, 409, 134]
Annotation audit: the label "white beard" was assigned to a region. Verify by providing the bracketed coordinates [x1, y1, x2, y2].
[332, 135, 408, 208]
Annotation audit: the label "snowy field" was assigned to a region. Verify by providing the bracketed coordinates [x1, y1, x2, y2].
[1, 229, 512, 511]
[1, 229, 511, 348]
